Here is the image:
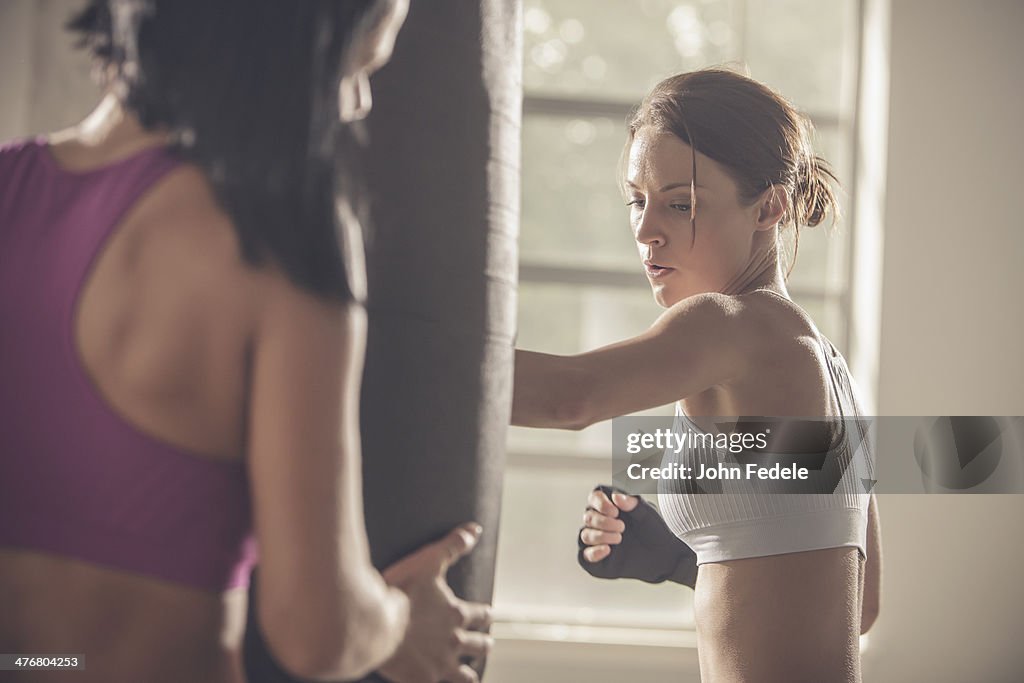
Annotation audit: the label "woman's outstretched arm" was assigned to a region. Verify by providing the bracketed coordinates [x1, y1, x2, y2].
[512, 292, 749, 429]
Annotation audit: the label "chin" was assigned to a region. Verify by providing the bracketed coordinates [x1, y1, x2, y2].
[651, 287, 677, 309]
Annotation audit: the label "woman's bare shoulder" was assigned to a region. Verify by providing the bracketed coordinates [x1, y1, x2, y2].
[657, 290, 820, 358]
[719, 290, 836, 417]
[734, 289, 819, 334]
[127, 163, 290, 340]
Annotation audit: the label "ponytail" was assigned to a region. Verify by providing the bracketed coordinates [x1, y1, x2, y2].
[794, 153, 841, 229]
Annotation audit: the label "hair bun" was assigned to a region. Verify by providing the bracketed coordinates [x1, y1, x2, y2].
[795, 154, 840, 228]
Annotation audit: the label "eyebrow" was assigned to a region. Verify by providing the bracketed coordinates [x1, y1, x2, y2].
[626, 180, 704, 192]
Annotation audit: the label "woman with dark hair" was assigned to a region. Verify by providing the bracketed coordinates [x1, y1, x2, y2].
[0, 1, 491, 682]
[513, 68, 882, 682]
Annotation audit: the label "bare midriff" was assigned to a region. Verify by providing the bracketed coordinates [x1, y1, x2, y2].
[693, 546, 864, 683]
[0, 549, 248, 683]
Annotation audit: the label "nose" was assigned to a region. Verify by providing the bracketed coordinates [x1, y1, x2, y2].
[634, 205, 667, 250]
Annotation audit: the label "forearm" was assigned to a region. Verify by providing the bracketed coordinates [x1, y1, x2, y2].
[301, 574, 410, 681]
[319, 452, 410, 677]
[265, 512, 410, 680]
[335, 577, 411, 680]
[327, 498, 410, 678]
[512, 349, 590, 429]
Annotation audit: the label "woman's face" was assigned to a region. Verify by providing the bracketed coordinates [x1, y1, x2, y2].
[626, 127, 776, 307]
[338, 0, 409, 122]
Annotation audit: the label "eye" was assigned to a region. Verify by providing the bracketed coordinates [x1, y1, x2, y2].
[671, 203, 691, 213]
[626, 199, 645, 209]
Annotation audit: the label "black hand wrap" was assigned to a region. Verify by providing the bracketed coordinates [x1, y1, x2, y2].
[576, 484, 698, 589]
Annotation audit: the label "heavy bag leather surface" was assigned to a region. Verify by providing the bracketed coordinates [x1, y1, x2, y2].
[358, 0, 521, 679]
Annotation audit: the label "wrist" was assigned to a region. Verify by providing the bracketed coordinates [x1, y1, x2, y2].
[383, 585, 411, 646]
[375, 590, 410, 682]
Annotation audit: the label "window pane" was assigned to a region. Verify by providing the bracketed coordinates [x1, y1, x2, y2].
[784, 125, 851, 292]
[524, 0, 741, 102]
[493, 464, 694, 629]
[520, 119, 854, 293]
[511, 282, 671, 456]
[744, 0, 858, 115]
[521, 114, 638, 270]
[793, 294, 846, 351]
[516, 281, 663, 353]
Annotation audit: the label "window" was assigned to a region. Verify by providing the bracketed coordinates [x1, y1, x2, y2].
[493, 0, 861, 642]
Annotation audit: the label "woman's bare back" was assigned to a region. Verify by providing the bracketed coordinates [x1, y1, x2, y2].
[0, 138, 266, 682]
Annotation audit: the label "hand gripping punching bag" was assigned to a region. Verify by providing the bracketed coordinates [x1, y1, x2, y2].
[242, 1, 521, 681]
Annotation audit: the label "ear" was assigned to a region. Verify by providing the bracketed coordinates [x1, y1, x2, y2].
[754, 185, 788, 231]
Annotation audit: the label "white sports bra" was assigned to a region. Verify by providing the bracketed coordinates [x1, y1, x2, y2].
[657, 327, 873, 565]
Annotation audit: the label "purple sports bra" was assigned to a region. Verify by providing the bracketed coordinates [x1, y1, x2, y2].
[0, 137, 257, 591]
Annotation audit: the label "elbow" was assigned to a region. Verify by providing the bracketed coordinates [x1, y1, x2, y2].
[260, 579, 407, 680]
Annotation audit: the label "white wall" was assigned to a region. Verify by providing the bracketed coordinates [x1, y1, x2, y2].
[878, 0, 1024, 416]
[0, 0, 100, 143]
[865, 0, 1024, 681]
[0, 0, 34, 140]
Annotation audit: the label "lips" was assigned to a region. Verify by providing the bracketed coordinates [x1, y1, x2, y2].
[643, 259, 674, 278]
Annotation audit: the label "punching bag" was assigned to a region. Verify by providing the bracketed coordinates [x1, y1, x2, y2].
[358, 0, 521, 679]
[242, 1, 521, 681]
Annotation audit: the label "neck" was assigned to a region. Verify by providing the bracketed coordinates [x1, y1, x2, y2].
[720, 229, 789, 297]
[53, 93, 171, 158]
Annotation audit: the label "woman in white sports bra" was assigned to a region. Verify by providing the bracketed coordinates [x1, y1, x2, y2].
[512, 68, 882, 682]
